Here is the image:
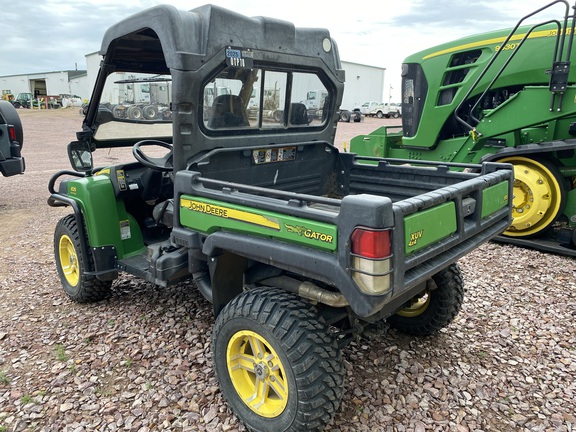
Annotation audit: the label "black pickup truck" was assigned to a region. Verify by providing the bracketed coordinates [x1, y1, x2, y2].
[48, 5, 513, 431]
[0, 101, 24, 177]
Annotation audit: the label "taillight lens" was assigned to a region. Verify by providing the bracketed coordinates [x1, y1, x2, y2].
[351, 228, 391, 259]
[350, 228, 393, 295]
[8, 126, 16, 141]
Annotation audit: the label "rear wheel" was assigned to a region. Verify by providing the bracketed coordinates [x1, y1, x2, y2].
[212, 287, 344, 432]
[387, 263, 464, 336]
[339, 110, 351, 122]
[498, 156, 567, 237]
[112, 105, 124, 118]
[127, 105, 143, 120]
[143, 105, 157, 120]
[54, 214, 111, 303]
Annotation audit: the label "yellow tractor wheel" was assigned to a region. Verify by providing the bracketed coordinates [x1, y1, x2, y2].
[498, 157, 566, 237]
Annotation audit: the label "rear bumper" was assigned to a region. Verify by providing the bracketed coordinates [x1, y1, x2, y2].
[0, 157, 25, 177]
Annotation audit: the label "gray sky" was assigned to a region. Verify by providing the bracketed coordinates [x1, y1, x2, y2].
[0, 0, 565, 101]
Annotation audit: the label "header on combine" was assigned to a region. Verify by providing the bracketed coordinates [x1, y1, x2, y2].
[352, 0, 576, 256]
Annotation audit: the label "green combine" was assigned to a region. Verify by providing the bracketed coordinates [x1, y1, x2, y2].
[351, 0, 576, 256]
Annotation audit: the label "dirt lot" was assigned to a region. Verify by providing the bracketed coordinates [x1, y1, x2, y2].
[1, 109, 576, 431]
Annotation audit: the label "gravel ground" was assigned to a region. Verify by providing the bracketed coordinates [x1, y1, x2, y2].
[1, 109, 576, 432]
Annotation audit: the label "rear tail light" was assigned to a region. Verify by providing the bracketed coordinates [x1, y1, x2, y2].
[351, 229, 391, 259]
[350, 228, 393, 295]
[8, 125, 16, 141]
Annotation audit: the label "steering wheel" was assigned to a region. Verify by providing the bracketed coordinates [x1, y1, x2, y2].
[132, 140, 173, 172]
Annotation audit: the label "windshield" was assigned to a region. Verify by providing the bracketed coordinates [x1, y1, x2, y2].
[93, 72, 173, 141]
[401, 63, 428, 138]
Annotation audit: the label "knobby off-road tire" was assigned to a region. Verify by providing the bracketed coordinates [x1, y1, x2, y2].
[212, 287, 344, 432]
[54, 214, 112, 303]
[387, 263, 464, 336]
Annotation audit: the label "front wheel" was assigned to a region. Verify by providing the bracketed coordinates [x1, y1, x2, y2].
[387, 263, 464, 336]
[54, 214, 111, 303]
[212, 288, 344, 432]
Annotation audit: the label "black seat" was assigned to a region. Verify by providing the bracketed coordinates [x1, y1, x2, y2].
[208, 94, 249, 128]
[289, 103, 309, 125]
[153, 199, 174, 228]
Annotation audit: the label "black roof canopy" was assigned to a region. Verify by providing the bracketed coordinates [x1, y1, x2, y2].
[87, 4, 346, 161]
[99, 4, 344, 75]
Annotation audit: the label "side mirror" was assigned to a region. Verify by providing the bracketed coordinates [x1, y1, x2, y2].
[67, 141, 93, 173]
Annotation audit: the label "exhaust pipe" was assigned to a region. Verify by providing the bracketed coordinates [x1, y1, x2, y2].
[193, 271, 213, 303]
[261, 276, 349, 307]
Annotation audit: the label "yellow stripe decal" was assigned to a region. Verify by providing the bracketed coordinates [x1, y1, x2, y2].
[180, 198, 280, 230]
[422, 29, 554, 60]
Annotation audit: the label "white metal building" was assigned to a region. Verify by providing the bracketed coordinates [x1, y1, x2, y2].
[84, 52, 385, 111]
[0, 70, 89, 101]
[0, 55, 385, 110]
[339, 61, 386, 111]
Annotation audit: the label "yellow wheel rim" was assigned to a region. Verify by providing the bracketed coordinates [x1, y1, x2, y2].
[227, 330, 288, 418]
[397, 290, 430, 317]
[58, 234, 80, 287]
[499, 157, 563, 237]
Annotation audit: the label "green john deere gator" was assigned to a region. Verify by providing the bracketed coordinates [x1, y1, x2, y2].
[48, 4, 513, 431]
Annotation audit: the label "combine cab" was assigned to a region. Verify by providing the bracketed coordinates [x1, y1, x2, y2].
[351, 0, 576, 256]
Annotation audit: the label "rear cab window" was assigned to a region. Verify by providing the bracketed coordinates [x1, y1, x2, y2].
[202, 65, 331, 131]
[91, 60, 332, 142]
